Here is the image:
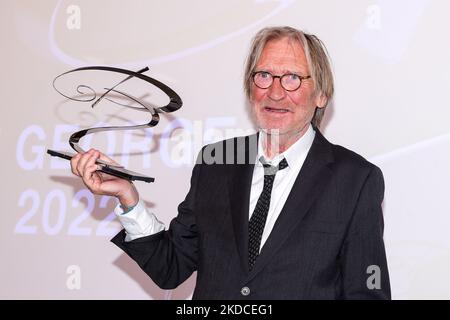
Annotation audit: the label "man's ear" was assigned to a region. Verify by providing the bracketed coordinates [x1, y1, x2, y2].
[315, 93, 328, 109]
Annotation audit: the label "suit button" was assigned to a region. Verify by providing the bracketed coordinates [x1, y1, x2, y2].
[240, 286, 250, 296]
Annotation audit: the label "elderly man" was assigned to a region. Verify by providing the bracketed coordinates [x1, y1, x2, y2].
[71, 26, 391, 299]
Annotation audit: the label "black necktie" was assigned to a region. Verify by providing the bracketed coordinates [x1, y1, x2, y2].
[248, 156, 289, 271]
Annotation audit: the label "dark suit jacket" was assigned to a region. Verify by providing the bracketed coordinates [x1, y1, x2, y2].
[111, 128, 391, 299]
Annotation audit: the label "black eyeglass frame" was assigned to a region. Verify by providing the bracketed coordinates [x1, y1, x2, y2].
[252, 71, 311, 92]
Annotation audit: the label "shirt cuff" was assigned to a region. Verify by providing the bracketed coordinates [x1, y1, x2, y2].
[114, 199, 166, 241]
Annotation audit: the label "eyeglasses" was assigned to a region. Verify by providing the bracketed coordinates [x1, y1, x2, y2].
[252, 71, 311, 92]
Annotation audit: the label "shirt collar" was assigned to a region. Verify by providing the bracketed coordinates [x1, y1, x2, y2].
[257, 124, 316, 168]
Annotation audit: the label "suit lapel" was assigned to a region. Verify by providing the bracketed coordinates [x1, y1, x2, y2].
[228, 135, 258, 274]
[246, 129, 335, 281]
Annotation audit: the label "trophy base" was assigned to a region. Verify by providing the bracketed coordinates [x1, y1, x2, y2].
[47, 149, 155, 183]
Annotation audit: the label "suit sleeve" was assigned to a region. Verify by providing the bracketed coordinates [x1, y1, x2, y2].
[110, 161, 201, 290]
[340, 165, 391, 299]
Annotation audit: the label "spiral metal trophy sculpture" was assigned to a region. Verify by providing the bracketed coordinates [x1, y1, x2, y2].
[47, 66, 183, 183]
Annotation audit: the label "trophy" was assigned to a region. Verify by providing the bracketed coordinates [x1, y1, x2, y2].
[47, 66, 182, 183]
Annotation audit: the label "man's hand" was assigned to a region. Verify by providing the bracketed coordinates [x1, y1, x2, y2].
[70, 148, 139, 207]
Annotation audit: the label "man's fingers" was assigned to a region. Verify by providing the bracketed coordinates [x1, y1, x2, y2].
[77, 149, 96, 176]
[82, 163, 101, 192]
[70, 153, 80, 176]
[70, 153, 83, 176]
[71, 149, 116, 189]
[86, 151, 100, 171]
[81, 151, 100, 182]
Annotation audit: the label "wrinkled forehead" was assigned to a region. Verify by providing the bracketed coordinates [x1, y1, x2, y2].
[256, 37, 309, 74]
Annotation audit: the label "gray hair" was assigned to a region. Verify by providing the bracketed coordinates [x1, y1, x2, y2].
[244, 26, 334, 128]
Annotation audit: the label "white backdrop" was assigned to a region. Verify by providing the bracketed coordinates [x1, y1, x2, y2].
[1, 0, 450, 299]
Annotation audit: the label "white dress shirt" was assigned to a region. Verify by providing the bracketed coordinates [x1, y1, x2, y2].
[249, 125, 315, 250]
[115, 125, 315, 248]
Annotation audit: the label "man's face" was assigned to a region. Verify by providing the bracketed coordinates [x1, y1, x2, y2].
[251, 37, 323, 136]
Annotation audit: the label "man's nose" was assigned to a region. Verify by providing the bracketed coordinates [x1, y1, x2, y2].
[268, 77, 286, 101]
